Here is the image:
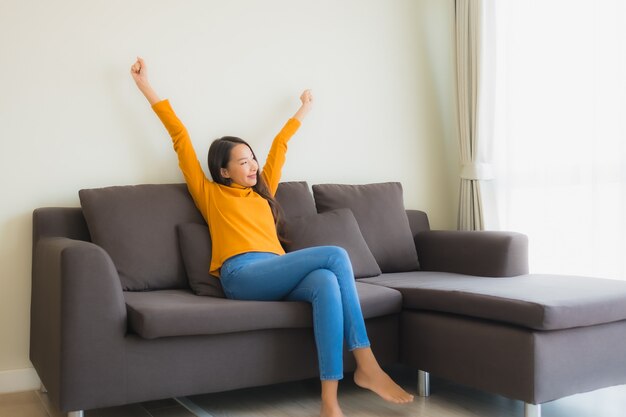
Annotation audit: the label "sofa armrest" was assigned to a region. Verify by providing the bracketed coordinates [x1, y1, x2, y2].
[414, 230, 529, 277]
[30, 237, 127, 412]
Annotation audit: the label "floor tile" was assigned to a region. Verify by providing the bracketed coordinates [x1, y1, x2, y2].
[85, 404, 151, 417]
[3, 365, 626, 417]
[145, 405, 196, 417]
[0, 391, 49, 417]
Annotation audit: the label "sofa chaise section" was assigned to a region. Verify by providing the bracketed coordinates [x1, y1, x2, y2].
[370, 223, 626, 417]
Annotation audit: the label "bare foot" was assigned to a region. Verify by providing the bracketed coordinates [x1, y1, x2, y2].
[320, 402, 345, 417]
[353, 368, 414, 404]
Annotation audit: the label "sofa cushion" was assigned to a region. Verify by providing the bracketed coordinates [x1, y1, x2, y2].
[274, 181, 317, 218]
[177, 223, 225, 298]
[312, 182, 419, 273]
[282, 209, 381, 278]
[360, 272, 626, 330]
[124, 282, 402, 339]
[79, 183, 205, 291]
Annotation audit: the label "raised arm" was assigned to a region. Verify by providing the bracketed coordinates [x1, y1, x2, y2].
[261, 90, 313, 195]
[131, 57, 210, 220]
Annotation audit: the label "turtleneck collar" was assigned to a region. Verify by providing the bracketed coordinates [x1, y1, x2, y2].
[229, 182, 250, 190]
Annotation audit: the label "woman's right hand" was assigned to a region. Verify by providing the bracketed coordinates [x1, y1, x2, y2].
[130, 56, 161, 105]
[130, 56, 149, 86]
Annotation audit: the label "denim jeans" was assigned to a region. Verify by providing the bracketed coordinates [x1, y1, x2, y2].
[219, 246, 371, 380]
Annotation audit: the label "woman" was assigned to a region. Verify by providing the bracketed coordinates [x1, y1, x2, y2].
[130, 57, 413, 417]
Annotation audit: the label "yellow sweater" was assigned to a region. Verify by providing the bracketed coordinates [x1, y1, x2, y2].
[151, 99, 301, 277]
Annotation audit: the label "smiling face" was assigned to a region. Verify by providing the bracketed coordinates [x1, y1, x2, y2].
[220, 143, 259, 188]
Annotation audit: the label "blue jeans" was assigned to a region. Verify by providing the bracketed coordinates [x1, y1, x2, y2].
[219, 246, 371, 380]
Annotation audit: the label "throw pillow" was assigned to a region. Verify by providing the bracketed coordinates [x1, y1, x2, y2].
[312, 182, 419, 273]
[177, 223, 225, 298]
[282, 208, 381, 278]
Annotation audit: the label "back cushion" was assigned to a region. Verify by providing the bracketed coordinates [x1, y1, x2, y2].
[79, 183, 205, 291]
[274, 181, 317, 218]
[312, 182, 419, 273]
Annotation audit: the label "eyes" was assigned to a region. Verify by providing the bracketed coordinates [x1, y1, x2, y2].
[239, 158, 257, 167]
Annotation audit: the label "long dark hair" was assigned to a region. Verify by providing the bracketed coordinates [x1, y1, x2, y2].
[207, 136, 287, 242]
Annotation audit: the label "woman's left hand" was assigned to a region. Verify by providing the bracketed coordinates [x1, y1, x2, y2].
[300, 89, 313, 106]
[293, 89, 313, 122]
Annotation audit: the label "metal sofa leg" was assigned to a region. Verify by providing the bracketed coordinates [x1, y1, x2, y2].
[524, 403, 541, 417]
[417, 370, 430, 397]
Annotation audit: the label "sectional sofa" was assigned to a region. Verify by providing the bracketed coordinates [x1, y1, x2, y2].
[30, 181, 626, 417]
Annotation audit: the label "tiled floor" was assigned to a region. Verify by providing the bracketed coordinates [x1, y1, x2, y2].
[2, 366, 626, 417]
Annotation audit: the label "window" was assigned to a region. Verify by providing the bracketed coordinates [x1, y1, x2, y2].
[490, 0, 626, 279]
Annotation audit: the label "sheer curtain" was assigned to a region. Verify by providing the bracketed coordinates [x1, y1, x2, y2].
[490, 0, 626, 279]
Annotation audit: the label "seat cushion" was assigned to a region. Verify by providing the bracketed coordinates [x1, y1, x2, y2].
[125, 282, 402, 339]
[360, 272, 626, 330]
[282, 208, 382, 278]
[312, 182, 419, 273]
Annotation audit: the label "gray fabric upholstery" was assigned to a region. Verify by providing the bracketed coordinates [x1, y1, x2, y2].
[79, 183, 205, 291]
[406, 209, 430, 236]
[124, 315, 399, 403]
[361, 272, 626, 330]
[312, 182, 419, 273]
[532, 318, 626, 404]
[31, 236, 127, 412]
[401, 311, 536, 403]
[401, 310, 626, 404]
[177, 223, 225, 298]
[32, 207, 91, 243]
[124, 282, 402, 339]
[415, 230, 529, 277]
[282, 208, 381, 278]
[274, 181, 317, 218]
[30, 207, 401, 412]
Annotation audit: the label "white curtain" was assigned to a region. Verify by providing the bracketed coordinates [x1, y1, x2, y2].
[490, 0, 626, 280]
[456, 0, 495, 231]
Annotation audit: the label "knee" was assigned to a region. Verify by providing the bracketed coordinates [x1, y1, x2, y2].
[324, 246, 352, 271]
[325, 245, 349, 262]
[307, 268, 338, 285]
[305, 269, 341, 296]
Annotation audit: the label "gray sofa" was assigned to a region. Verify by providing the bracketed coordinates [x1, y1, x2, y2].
[30, 181, 626, 417]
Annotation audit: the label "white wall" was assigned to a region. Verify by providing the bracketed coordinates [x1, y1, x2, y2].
[0, 0, 459, 392]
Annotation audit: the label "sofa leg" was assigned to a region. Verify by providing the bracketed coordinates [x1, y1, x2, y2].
[417, 370, 430, 397]
[524, 403, 541, 417]
[40, 383, 47, 394]
[67, 411, 84, 417]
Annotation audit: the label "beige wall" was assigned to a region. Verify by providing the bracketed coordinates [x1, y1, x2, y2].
[0, 0, 459, 391]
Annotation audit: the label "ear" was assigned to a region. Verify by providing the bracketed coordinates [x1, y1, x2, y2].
[220, 167, 230, 179]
